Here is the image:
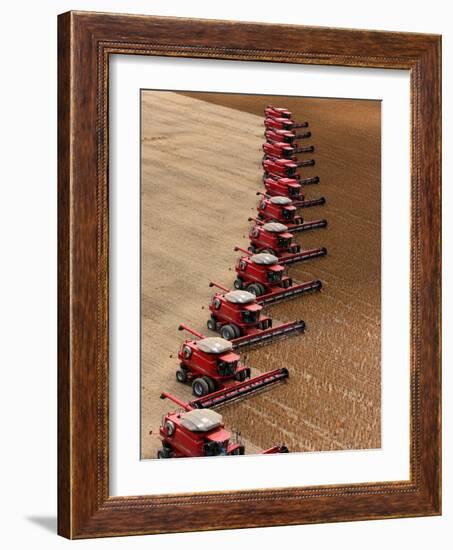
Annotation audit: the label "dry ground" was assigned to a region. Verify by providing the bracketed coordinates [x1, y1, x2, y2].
[141, 90, 381, 459]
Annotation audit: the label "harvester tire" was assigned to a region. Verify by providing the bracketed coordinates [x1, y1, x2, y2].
[203, 376, 216, 393]
[247, 245, 256, 253]
[231, 446, 245, 455]
[207, 318, 217, 331]
[192, 378, 210, 397]
[233, 279, 243, 290]
[247, 283, 264, 296]
[176, 369, 187, 383]
[235, 370, 248, 382]
[157, 448, 171, 459]
[220, 324, 237, 341]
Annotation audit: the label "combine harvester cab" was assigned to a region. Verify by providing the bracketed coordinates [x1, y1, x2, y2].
[158, 393, 289, 458]
[206, 281, 305, 349]
[232, 246, 322, 303]
[248, 220, 327, 264]
[265, 128, 312, 144]
[176, 324, 251, 397]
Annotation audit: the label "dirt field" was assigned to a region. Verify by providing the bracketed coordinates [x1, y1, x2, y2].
[141, 90, 381, 459]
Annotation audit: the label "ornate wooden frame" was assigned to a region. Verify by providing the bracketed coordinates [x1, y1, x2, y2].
[58, 11, 441, 539]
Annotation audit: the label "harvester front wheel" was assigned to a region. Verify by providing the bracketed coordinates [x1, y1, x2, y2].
[157, 448, 171, 459]
[247, 283, 265, 296]
[247, 245, 256, 254]
[192, 377, 210, 397]
[207, 317, 217, 331]
[235, 370, 248, 382]
[233, 278, 243, 290]
[203, 376, 216, 394]
[220, 324, 237, 341]
[176, 368, 187, 383]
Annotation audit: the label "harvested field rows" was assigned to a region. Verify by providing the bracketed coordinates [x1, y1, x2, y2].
[141, 90, 381, 459]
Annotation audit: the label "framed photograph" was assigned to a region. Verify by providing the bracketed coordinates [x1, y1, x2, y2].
[58, 11, 441, 538]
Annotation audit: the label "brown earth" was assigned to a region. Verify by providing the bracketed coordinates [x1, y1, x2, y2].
[141, 90, 381, 459]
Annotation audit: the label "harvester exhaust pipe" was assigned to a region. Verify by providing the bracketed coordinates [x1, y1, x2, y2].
[178, 324, 204, 339]
[160, 392, 193, 411]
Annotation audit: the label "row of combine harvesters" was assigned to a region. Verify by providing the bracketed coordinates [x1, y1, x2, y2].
[156, 105, 328, 460]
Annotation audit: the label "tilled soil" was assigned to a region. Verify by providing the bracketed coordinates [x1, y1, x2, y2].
[141, 90, 381, 459]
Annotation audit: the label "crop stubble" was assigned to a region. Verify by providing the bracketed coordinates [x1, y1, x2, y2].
[141, 90, 380, 459]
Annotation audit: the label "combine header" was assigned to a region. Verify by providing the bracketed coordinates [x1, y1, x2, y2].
[263, 141, 314, 162]
[188, 368, 289, 409]
[256, 192, 326, 225]
[207, 281, 305, 347]
[233, 246, 322, 301]
[248, 220, 327, 262]
[157, 393, 289, 458]
[265, 128, 311, 144]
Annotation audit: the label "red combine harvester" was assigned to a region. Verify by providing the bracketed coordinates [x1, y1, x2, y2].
[176, 324, 294, 398]
[233, 246, 322, 300]
[256, 192, 326, 225]
[248, 220, 327, 259]
[251, 211, 326, 234]
[264, 116, 308, 132]
[265, 128, 311, 144]
[176, 324, 251, 395]
[157, 392, 289, 458]
[263, 157, 315, 179]
[207, 282, 306, 349]
[263, 141, 314, 162]
[264, 106, 295, 119]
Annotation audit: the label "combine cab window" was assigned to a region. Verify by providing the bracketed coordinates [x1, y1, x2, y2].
[286, 166, 296, 176]
[204, 440, 228, 457]
[217, 360, 237, 376]
[241, 310, 259, 324]
[267, 271, 282, 282]
[282, 208, 294, 220]
[277, 237, 291, 249]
